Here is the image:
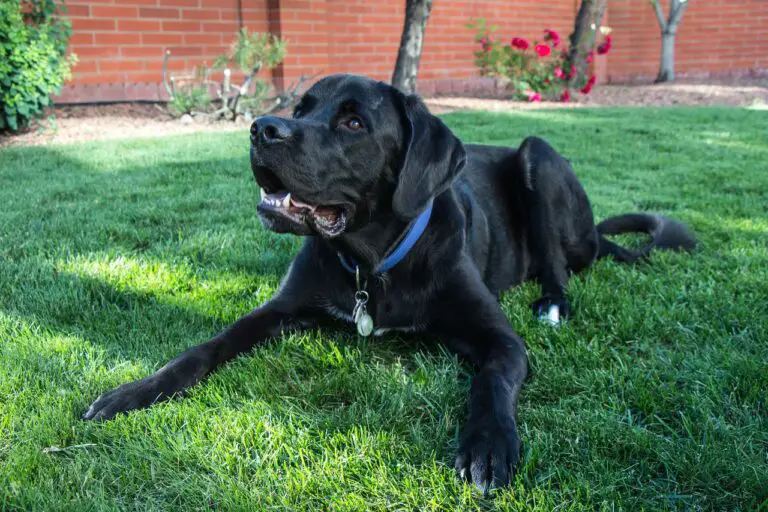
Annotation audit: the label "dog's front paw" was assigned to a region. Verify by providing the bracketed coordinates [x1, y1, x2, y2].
[531, 295, 571, 325]
[83, 376, 169, 421]
[455, 414, 521, 494]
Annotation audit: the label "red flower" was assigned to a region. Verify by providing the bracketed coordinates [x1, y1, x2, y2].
[580, 75, 597, 95]
[567, 66, 577, 79]
[554, 67, 566, 80]
[560, 89, 571, 103]
[544, 29, 561, 47]
[534, 44, 551, 57]
[586, 50, 595, 64]
[597, 35, 612, 55]
[528, 91, 542, 102]
[480, 37, 491, 52]
[511, 37, 530, 50]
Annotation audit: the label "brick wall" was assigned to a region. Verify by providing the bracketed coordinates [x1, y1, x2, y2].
[608, 0, 768, 83]
[56, 0, 768, 103]
[61, 0, 274, 102]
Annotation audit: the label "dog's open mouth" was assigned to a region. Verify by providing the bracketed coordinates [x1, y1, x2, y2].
[258, 188, 347, 237]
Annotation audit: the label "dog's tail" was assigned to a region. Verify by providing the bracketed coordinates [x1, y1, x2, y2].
[596, 213, 697, 263]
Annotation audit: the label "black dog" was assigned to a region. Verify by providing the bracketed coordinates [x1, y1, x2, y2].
[84, 74, 695, 492]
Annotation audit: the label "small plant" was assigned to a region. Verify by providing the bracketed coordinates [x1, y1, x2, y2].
[163, 29, 307, 122]
[0, 0, 77, 133]
[468, 18, 612, 102]
[168, 86, 211, 118]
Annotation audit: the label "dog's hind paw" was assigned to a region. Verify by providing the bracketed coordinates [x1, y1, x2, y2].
[531, 296, 571, 325]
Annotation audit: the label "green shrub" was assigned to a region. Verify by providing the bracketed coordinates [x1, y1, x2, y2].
[168, 87, 211, 117]
[468, 18, 612, 103]
[164, 29, 289, 121]
[0, 0, 77, 133]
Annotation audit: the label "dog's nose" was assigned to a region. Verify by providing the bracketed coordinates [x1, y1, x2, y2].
[251, 116, 293, 144]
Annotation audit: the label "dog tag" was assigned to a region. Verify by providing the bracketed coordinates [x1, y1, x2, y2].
[356, 310, 374, 337]
[352, 290, 373, 336]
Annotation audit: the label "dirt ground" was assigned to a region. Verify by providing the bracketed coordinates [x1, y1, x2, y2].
[2, 77, 766, 148]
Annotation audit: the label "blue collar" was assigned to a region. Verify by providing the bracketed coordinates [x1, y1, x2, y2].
[338, 199, 433, 274]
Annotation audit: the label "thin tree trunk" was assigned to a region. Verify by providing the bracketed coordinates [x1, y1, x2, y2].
[392, 0, 434, 95]
[656, 32, 676, 83]
[566, 0, 592, 72]
[566, 0, 607, 84]
[652, 0, 690, 83]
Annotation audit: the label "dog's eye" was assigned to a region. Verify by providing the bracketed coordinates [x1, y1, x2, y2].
[343, 117, 363, 131]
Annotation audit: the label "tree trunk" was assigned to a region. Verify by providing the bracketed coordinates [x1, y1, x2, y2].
[656, 31, 676, 83]
[392, 0, 434, 95]
[652, 0, 690, 84]
[566, 0, 592, 71]
[566, 0, 607, 84]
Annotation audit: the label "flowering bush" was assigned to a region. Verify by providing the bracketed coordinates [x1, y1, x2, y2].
[468, 19, 612, 103]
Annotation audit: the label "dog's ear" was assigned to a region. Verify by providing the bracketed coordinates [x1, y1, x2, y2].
[392, 93, 466, 220]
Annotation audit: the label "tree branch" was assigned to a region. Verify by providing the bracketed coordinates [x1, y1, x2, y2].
[669, 0, 690, 28]
[651, 0, 667, 30]
[229, 63, 262, 117]
[162, 50, 174, 99]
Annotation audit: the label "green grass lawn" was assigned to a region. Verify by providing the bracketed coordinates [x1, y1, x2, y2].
[1, 108, 766, 511]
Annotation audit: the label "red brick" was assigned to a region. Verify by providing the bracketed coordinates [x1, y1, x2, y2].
[122, 46, 168, 58]
[162, 20, 202, 31]
[91, 6, 139, 18]
[142, 33, 185, 45]
[139, 7, 180, 19]
[72, 60, 98, 73]
[167, 46, 205, 56]
[124, 72, 165, 83]
[181, 8, 220, 20]
[109, 0, 157, 4]
[71, 18, 115, 31]
[99, 60, 146, 72]
[70, 33, 94, 45]
[94, 33, 142, 45]
[75, 73, 126, 85]
[118, 20, 162, 31]
[159, 0, 200, 6]
[201, 21, 238, 32]
[143, 59, 188, 73]
[65, 4, 90, 17]
[184, 33, 222, 44]
[71, 45, 120, 57]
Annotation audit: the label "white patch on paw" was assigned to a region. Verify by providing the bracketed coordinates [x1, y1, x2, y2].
[539, 304, 561, 326]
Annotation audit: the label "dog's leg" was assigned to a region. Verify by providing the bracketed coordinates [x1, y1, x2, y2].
[526, 187, 571, 323]
[517, 136, 595, 322]
[430, 260, 528, 493]
[84, 247, 321, 421]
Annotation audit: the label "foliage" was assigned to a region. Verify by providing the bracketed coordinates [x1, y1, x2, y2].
[468, 18, 612, 102]
[0, 0, 77, 133]
[213, 29, 287, 73]
[168, 86, 211, 118]
[164, 29, 295, 121]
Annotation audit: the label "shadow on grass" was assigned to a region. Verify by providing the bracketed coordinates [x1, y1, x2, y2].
[0, 144, 456, 443]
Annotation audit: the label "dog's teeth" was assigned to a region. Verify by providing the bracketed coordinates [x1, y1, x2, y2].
[260, 188, 267, 200]
[282, 193, 291, 208]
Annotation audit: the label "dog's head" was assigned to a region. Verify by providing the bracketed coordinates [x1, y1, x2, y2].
[250, 74, 466, 237]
